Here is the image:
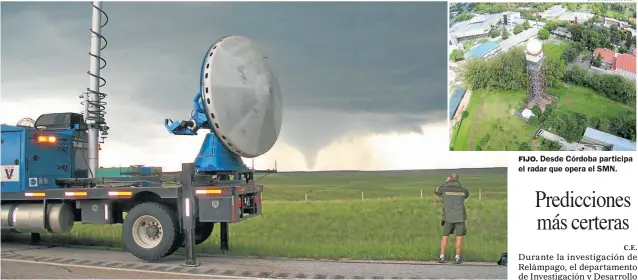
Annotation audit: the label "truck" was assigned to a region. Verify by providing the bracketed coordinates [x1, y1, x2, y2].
[0, 3, 282, 267]
[0, 113, 264, 265]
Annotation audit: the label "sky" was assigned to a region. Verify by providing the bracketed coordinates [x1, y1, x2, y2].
[1, 1, 508, 171]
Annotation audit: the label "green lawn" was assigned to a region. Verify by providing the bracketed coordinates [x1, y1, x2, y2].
[3, 170, 508, 262]
[451, 42, 635, 151]
[451, 88, 537, 151]
[550, 83, 636, 119]
[450, 83, 635, 151]
[543, 43, 565, 60]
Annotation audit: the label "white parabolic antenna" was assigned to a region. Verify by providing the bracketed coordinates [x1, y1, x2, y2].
[526, 38, 542, 55]
[16, 118, 36, 127]
[201, 36, 283, 158]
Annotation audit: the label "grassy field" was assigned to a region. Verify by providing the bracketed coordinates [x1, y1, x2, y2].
[550, 83, 636, 120]
[3, 169, 508, 262]
[450, 81, 635, 151]
[450, 43, 635, 151]
[450, 88, 537, 151]
[543, 43, 565, 60]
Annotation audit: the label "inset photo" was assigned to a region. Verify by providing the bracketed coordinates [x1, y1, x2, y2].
[448, 3, 636, 151]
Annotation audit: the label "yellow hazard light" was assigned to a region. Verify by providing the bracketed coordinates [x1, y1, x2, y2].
[24, 192, 46, 197]
[195, 189, 223, 195]
[37, 135, 57, 144]
[64, 191, 87, 197]
[108, 191, 132, 197]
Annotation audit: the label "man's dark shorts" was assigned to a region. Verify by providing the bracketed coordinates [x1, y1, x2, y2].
[443, 221, 467, 236]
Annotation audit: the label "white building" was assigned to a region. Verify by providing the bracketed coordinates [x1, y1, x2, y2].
[581, 127, 636, 151]
[521, 108, 534, 120]
[503, 12, 521, 27]
[499, 26, 542, 53]
[540, 5, 567, 20]
[558, 11, 594, 24]
[449, 13, 504, 42]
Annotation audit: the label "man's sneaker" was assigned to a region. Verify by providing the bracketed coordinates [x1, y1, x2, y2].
[455, 256, 462, 264]
[438, 256, 445, 263]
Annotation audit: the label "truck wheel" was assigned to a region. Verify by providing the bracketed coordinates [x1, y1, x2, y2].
[167, 232, 184, 256]
[122, 202, 180, 261]
[195, 222, 214, 245]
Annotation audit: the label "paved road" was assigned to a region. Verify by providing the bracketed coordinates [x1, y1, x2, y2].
[1, 259, 231, 279]
[1, 243, 507, 279]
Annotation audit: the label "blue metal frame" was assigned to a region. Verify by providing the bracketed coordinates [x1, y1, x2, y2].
[164, 45, 247, 173]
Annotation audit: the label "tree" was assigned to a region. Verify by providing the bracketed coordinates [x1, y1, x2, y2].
[567, 24, 585, 44]
[540, 104, 554, 123]
[562, 44, 580, 63]
[563, 68, 636, 106]
[540, 140, 561, 151]
[462, 47, 527, 91]
[544, 56, 566, 86]
[531, 106, 542, 118]
[592, 54, 603, 67]
[528, 115, 539, 126]
[455, 13, 473, 23]
[618, 46, 629, 54]
[552, 113, 588, 142]
[518, 142, 532, 151]
[625, 33, 635, 49]
[596, 117, 611, 133]
[475, 134, 491, 151]
[610, 115, 636, 141]
[544, 20, 560, 31]
[502, 28, 510, 39]
[513, 25, 524, 34]
[450, 49, 465, 62]
[543, 104, 554, 116]
[610, 25, 622, 45]
[489, 28, 500, 38]
[564, 67, 588, 85]
[523, 20, 531, 29]
[538, 28, 550, 40]
[564, 3, 579, 11]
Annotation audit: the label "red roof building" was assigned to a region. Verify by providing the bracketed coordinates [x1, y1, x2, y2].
[615, 53, 636, 73]
[593, 48, 615, 64]
[590, 48, 636, 80]
[593, 48, 616, 70]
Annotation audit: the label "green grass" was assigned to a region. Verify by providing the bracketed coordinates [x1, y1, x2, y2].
[451, 82, 635, 151]
[550, 83, 636, 119]
[3, 170, 507, 262]
[451, 88, 538, 151]
[451, 43, 635, 151]
[543, 43, 565, 60]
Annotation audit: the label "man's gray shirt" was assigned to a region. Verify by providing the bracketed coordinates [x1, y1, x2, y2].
[435, 180, 469, 223]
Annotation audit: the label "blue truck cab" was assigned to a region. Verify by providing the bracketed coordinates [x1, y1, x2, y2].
[1, 113, 89, 193]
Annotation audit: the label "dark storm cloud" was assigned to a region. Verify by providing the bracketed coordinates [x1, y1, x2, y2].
[1, 2, 448, 166]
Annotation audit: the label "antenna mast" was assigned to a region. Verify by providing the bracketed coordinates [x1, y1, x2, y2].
[85, 1, 109, 177]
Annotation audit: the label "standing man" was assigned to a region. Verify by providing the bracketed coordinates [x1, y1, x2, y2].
[435, 173, 469, 264]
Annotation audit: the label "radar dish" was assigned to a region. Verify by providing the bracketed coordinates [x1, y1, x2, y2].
[201, 36, 283, 158]
[526, 38, 542, 55]
[16, 118, 36, 127]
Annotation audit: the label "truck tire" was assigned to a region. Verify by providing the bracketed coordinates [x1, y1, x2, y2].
[122, 202, 180, 261]
[167, 232, 184, 256]
[179, 221, 213, 247]
[195, 222, 214, 245]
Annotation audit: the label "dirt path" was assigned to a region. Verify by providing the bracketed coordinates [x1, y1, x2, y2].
[468, 93, 487, 150]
